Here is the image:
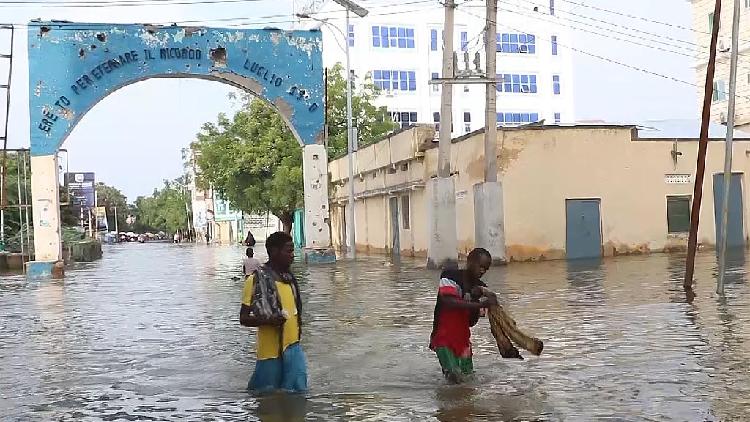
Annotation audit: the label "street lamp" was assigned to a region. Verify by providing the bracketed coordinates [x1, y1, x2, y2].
[297, 0, 367, 259]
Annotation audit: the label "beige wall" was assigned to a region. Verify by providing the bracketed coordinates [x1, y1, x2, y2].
[330, 124, 750, 262]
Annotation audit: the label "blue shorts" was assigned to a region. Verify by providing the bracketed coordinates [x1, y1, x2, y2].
[248, 343, 308, 393]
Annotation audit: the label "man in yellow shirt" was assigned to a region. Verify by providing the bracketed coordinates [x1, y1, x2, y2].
[240, 232, 307, 393]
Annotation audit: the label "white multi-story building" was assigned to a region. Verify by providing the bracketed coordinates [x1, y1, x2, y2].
[298, 0, 575, 136]
[690, 0, 750, 129]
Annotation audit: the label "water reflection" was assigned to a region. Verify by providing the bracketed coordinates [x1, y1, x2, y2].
[2, 244, 750, 420]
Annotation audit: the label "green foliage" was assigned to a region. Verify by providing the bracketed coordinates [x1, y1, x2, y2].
[131, 178, 189, 234]
[193, 63, 396, 232]
[0, 153, 32, 251]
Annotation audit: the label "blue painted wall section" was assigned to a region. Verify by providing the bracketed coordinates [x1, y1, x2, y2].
[28, 21, 324, 156]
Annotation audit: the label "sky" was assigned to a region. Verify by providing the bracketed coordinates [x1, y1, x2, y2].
[0, 0, 697, 201]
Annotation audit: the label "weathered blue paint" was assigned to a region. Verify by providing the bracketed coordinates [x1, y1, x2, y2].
[25, 260, 55, 279]
[28, 21, 324, 156]
[565, 199, 602, 260]
[713, 173, 745, 250]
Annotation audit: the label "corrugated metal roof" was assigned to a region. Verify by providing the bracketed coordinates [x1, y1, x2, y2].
[635, 119, 750, 140]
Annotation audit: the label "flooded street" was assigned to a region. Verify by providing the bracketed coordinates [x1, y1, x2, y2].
[1, 243, 749, 421]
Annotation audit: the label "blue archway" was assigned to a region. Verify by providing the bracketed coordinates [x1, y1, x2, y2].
[26, 21, 332, 277]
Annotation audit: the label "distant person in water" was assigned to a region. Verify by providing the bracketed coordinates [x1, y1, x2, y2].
[240, 231, 307, 393]
[244, 231, 256, 247]
[242, 247, 261, 277]
[429, 248, 498, 384]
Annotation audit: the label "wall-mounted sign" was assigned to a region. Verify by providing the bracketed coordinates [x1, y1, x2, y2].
[665, 174, 692, 184]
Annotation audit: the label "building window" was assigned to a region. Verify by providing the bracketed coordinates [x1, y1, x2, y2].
[553, 75, 561, 95]
[713, 80, 727, 102]
[430, 29, 438, 51]
[496, 33, 536, 54]
[433, 111, 440, 131]
[708, 12, 715, 31]
[401, 195, 411, 229]
[554, 112, 561, 123]
[348, 24, 354, 47]
[497, 112, 540, 126]
[551, 35, 558, 55]
[464, 112, 471, 133]
[667, 196, 691, 233]
[550, 0, 555, 15]
[497, 73, 537, 93]
[373, 70, 417, 91]
[372, 25, 415, 49]
[746, 0, 750, 8]
[461, 31, 468, 51]
[391, 111, 418, 128]
[431, 72, 439, 92]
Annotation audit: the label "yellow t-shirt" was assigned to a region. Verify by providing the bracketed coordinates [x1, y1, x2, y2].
[241, 274, 300, 360]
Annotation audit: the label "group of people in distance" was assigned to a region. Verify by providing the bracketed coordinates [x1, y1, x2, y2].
[239, 231, 499, 393]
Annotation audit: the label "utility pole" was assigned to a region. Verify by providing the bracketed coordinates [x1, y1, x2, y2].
[472, 0, 505, 264]
[484, 0, 498, 183]
[685, 0, 723, 289]
[438, 0, 456, 178]
[718, 0, 741, 295]
[425, 0, 459, 269]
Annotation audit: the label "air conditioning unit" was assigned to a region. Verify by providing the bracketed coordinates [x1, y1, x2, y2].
[720, 112, 728, 124]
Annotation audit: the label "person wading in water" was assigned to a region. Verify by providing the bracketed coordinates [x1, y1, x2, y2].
[429, 248, 498, 383]
[239, 232, 307, 393]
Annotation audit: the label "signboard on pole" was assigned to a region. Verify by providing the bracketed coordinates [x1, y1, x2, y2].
[65, 172, 96, 212]
[94, 206, 108, 232]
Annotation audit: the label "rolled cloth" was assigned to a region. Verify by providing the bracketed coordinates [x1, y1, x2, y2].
[487, 305, 543, 359]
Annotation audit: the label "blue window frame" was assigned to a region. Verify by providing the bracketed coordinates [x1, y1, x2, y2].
[553, 75, 561, 95]
[372, 25, 415, 49]
[496, 33, 536, 54]
[550, 0, 555, 16]
[433, 111, 440, 131]
[392, 111, 418, 128]
[497, 112, 540, 126]
[461, 31, 468, 51]
[497, 73, 537, 93]
[551, 35, 558, 55]
[431, 72, 439, 92]
[430, 29, 438, 51]
[554, 112, 561, 123]
[373, 69, 417, 91]
[348, 24, 354, 47]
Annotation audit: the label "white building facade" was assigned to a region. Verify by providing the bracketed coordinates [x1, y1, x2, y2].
[299, 0, 575, 136]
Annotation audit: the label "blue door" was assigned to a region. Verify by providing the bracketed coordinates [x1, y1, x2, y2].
[566, 199, 602, 260]
[713, 173, 745, 249]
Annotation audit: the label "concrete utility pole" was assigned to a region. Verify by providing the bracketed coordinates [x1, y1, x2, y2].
[427, 0, 459, 269]
[685, 0, 723, 290]
[473, 0, 505, 264]
[717, 0, 741, 295]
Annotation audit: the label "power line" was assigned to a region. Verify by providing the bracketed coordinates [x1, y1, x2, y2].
[1, 3, 440, 31]
[495, 5, 698, 59]
[499, 0, 703, 52]
[457, 6, 750, 101]
[0, 0, 265, 8]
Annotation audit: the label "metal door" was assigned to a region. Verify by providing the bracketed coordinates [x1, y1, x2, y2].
[713, 173, 745, 249]
[389, 196, 400, 256]
[566, 199, 602, 260]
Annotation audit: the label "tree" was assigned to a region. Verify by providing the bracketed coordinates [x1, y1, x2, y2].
[95, 182, 128, 231]
[131, 178, 189, 233]
[193, 63, 397, 233]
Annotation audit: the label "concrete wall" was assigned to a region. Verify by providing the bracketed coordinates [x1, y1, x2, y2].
[331, 124, 750, 262]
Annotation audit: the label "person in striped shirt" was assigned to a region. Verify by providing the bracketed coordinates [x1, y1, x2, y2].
[429, 248, 498, 383]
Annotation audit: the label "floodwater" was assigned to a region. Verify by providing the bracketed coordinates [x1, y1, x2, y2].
[1, 244, 749, 421]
